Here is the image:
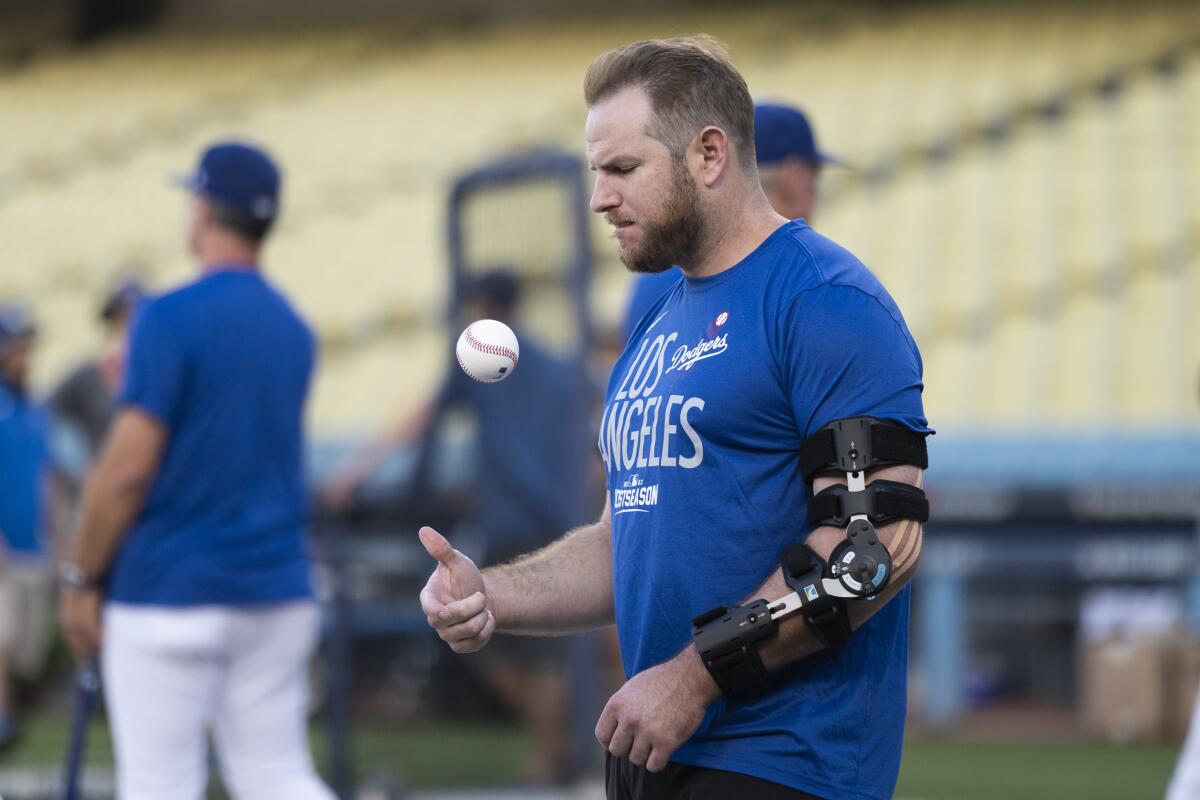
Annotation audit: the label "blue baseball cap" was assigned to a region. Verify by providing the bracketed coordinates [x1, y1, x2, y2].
[754, 102, 844, 167]
[100, 278, 145, 322]
[0, 303, 36, 355]
[175, 141, 281, 220]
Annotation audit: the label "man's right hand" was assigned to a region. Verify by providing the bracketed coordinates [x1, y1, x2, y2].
[60, 587, 103, 662]
[418, 526, 496, 653]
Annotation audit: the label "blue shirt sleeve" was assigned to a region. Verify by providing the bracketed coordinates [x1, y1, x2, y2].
[778, 284, 931, 439]
[119, 301, 188, 428]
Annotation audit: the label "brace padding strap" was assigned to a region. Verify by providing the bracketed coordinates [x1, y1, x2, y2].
[781, 544, 852, 648]
[808, 480, 930, 528]
[799, 417, 928, 483]
[691, 601, 777, 700]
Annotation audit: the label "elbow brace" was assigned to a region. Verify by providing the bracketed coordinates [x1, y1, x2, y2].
[692, 416, 928, 700]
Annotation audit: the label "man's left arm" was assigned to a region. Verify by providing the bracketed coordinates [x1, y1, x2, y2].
[756, 462, 923, 669]
[59, 408, 167, 661]
[597, 463, 924, 771]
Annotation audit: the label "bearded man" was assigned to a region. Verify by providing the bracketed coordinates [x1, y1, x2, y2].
[419, 36, 931, 800]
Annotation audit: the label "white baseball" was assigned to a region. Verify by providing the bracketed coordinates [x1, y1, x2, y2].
[456, 319, 519, 383]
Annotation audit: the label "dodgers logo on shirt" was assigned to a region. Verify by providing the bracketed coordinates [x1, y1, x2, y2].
[666, 331, 728, 374]
[668, 311, 733, 375]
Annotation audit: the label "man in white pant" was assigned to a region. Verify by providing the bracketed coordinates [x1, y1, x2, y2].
[58, 141, 335, 800]
[1170, 673, 1200, 798]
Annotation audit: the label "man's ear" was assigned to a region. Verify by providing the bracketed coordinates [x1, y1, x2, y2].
[694, 125, 732, 188]
[195, 195, 214, 226]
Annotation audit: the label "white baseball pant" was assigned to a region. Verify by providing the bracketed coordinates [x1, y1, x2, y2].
[102, 600, 336, 800]
[1169, 684, 1200, 800]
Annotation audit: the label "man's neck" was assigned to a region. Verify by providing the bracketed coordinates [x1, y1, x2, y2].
[679, 191, 788, 279]
[198, 237, 260, 274]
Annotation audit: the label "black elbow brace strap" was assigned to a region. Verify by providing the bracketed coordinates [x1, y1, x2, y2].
[799, 416, 928, 484]
[780, 544, 852, 649]
[691, 601, 777, 700]
[808, 480, 930, 528]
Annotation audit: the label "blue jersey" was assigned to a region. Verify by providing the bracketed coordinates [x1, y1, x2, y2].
[599, 220, 930, 800]
[109, 268, 316, 607]
[0, 380, 50, 558]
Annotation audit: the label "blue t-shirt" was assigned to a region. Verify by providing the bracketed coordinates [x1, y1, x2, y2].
[0, 380, 50, 558]
[109, 268, 316, 606]
[599, 220, 930, 800]
[622, 267, 681, 342]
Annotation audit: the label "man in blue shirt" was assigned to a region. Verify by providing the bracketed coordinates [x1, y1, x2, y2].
[0, 305, 61, 750]
[622, 101, 844, 339]
[420, 37, 929, 800]
[58, 142, 335, 800]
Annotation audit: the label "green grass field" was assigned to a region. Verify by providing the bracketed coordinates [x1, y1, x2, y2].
[897, 739, 1177, 800]
[1, 713, 1180, 799]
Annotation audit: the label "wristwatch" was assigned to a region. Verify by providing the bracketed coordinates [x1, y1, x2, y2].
[58, 562, 100, 592]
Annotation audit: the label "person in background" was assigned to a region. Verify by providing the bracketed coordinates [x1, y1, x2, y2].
[622, 101, 843, 339]
[58, 141, 335, 800]
[0, 304, 64, 750]
[1166, 382, 1200, 799]
[323, 270, 593, 785]
[49, 278, 144, 489]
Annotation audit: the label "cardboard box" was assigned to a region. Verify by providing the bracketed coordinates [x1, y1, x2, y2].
[1169, 638, 1200, 740]
[1082, 634, 1173, 743]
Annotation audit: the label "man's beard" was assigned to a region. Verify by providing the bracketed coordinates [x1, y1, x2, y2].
[616, 160, 706, 274]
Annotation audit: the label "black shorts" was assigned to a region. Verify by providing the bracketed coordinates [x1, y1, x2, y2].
[605, 754, 825, 800]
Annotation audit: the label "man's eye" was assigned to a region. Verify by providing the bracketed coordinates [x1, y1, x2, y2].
[614, 165, 636, 175]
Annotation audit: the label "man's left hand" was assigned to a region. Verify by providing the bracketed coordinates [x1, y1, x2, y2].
[596, 646, 720, 772]
[59, 588, 103, 662]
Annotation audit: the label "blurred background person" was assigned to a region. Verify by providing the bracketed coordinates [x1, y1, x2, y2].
[1164, 378, 1200, 800]
[323, 269, 593, 785]
[0, 304, 64, 751]
[49, 278, 144, 492]
[750, 101, 843, 223]
[622, 100, 842, 338]
[58, 141, 335, 800]
[1167, 666, 1200, 799]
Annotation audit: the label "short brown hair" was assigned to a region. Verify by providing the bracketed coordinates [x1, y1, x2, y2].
[584, 35, 756, 170]
[211, 199, 273, 244]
